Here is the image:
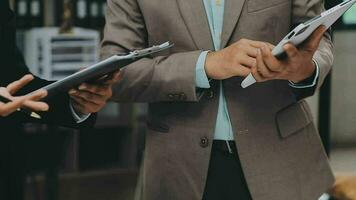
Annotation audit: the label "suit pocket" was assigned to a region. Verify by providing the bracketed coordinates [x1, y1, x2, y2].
[247, 0, 289, 13]
[275, 101, 312, 139]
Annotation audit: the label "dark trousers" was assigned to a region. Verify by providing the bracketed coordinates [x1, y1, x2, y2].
[203, 140, 252, 200]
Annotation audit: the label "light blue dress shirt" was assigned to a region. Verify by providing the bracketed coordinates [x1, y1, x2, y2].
[196, 0, 234, 141]
[195, 0, 320, 141]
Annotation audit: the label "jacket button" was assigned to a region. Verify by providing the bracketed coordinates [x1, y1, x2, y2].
[200, 137, 209, 148]
[206, 90, 214, 99]
[180, 93, 187, 100]
[173, 94, 181, 100]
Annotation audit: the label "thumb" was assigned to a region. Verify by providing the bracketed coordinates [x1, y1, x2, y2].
[302, 25, 327, 52]
[0, 98, 26, 117]
[235, 66, 252, 77]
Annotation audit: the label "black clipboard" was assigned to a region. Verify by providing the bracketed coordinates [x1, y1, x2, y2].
[37, 42, 174, 99]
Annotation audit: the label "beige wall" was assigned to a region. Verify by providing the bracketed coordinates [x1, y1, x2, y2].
[330, 31, 356, 144]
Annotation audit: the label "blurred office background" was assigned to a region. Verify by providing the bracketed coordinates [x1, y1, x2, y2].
[6, 0, 356, 199]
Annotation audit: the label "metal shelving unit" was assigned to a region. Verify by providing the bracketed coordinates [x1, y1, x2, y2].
[24, 27, 100, 80]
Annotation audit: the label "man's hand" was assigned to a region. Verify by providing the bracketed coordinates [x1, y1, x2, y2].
[205, 39, 274, 80]
[69, 71, 121, 114]
[252, 26, 327, 83]
[0, 75, 49, 117]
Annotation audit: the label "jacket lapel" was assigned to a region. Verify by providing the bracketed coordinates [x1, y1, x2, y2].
[176, 0, 214, 50]
[221, 0, 246, 48]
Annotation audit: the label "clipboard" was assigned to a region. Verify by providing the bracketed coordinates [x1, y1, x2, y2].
[241, 0, 356, 88]
[39, 42, 174, 99]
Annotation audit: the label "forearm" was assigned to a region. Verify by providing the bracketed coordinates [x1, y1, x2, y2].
[290, 32, 333, 100]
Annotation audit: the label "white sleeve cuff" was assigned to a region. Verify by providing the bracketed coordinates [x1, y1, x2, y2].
[288, 59, 320, 89]
[69, 100, 91, 124]
[195, 51, 211, 89]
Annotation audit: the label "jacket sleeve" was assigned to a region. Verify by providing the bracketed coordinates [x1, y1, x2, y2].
[101, 0, 202, 103]
[291, 0, 334, 100]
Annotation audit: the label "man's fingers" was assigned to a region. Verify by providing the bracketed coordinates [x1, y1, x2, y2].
[11, 90, 49, 111]
[233, 65, 251, 77]
[0, 86, 48, 116]
[242, 42, 274, 58]
[256, 49, 277, 79]
[6, 74, 34, 95]
[251, 66, 264, 82]
[70, 90, 102, 105]
[22, 100, 49, 111]
[260, 45, 284, 72]
[0, 98, 26, 116]
[71, 96, 99, 114]
[303, 25, 327, 51]
[77, 83, 110, 97]
[240, 56, 256, 68]
[244, 46, 260, 58]
[283, 43, 299, 60]
[26, 89, 48, 101]
[0, 87, 12, 99]
[250, 41, 275, 50]
[267, 42, 275, 50]
[105, 71, 121, 84]
[112, 71, 122, 81]
[245, 39, 268, 49]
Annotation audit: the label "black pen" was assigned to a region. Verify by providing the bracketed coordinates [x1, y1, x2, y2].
[0, 95, 42, 119]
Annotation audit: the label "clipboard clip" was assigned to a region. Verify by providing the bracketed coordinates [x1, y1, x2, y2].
[129, 42, 174, 58]
[92, 42, 174, 83]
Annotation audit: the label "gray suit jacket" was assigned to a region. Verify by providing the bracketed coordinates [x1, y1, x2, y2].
[101, 0, 335, 199]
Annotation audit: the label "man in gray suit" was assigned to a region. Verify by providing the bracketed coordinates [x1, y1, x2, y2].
[101, 0, 334, 199]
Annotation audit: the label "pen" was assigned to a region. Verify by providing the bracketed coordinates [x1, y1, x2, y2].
[0, 95, 42, 119]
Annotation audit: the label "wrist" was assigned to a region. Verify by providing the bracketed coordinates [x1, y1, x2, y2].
[70, 100, 91, 123]
[70, 99, 89, 115]
[291, 60, 316, 83]
[205, 51, 214, 78]
[205, 51, 219, 79]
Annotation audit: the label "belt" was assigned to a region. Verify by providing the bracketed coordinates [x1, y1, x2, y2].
[212, 140, 236, 154]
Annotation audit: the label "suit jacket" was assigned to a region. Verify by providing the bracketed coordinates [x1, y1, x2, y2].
[101, 0, 334, 199]
[0, 6, 96, 200]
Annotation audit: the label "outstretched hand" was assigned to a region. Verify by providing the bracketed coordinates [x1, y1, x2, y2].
[0, 75, 49, 117]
